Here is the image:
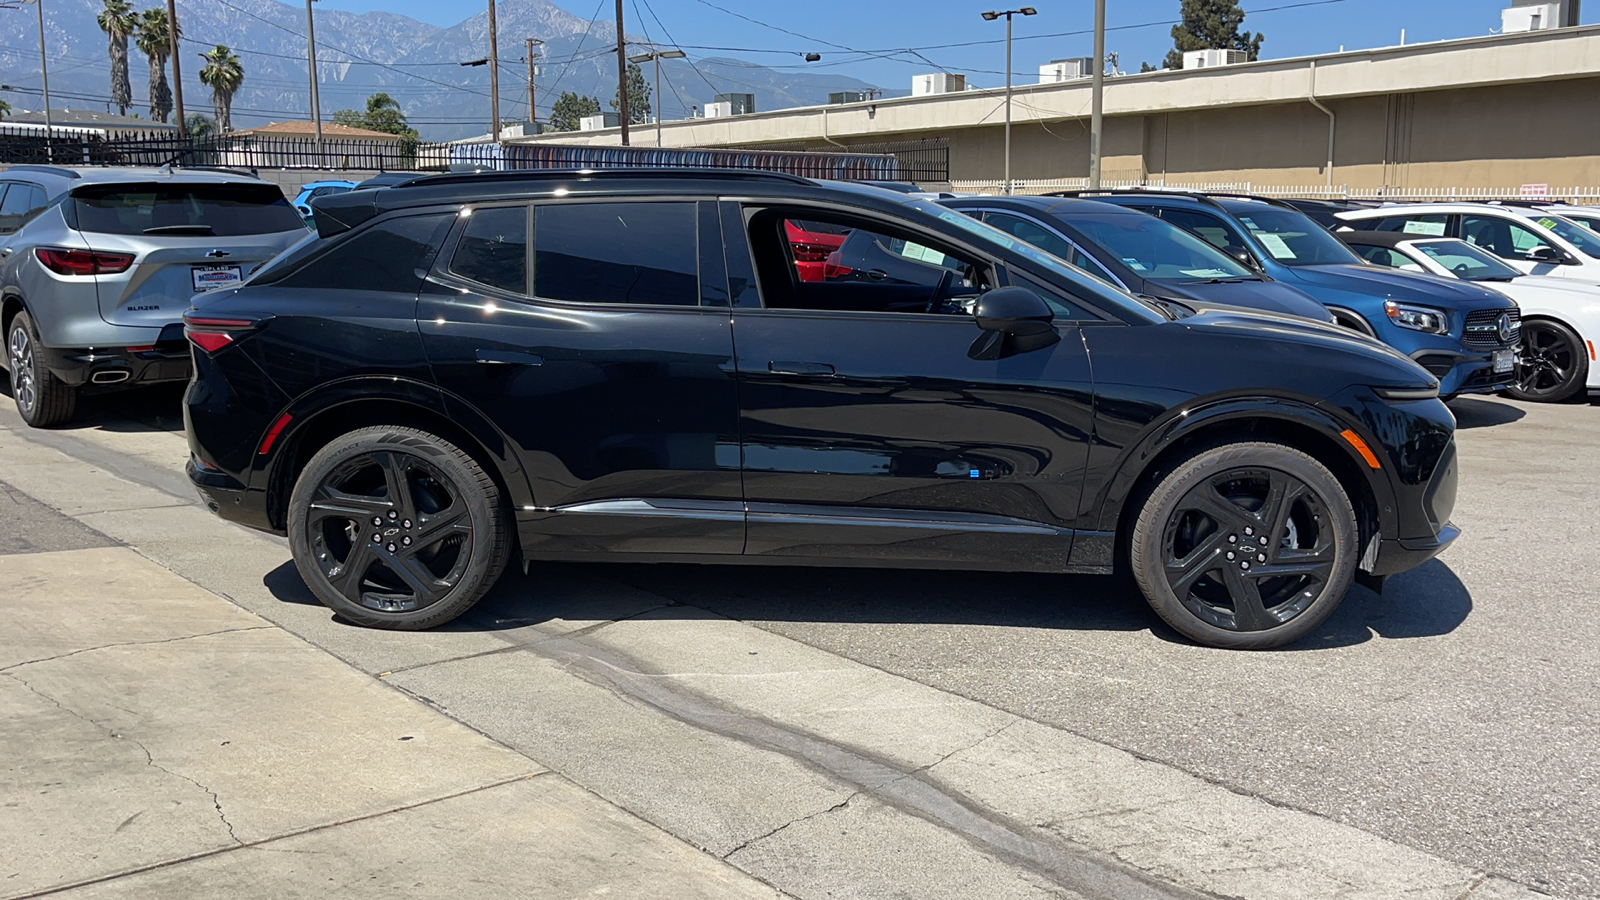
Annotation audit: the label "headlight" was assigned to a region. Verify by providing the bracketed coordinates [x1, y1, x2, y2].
[1383, 300, 1450, 334]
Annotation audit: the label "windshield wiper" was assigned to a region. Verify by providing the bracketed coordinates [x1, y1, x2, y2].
[1190, 277, 1257, 284]
[142, 224, 214, 235]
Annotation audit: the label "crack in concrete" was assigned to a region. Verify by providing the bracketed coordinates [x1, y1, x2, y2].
[0, 626, 273, 673]
[721, 792, 860, 860]
[1, 669, 244, 847]
[520, 634, 1213, 900]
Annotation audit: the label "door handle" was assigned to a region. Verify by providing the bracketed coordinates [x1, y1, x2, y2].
[769, 361, 834, 377]
[864, 269, 887, 281]
[475, 349, 543, 366]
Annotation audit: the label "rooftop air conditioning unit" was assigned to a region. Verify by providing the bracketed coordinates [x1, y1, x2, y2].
[912, 73, 966, 95]
[1502, 1, 1570, 31]
[704, 101, 732, 118]
[829, 90, 871, 105]
[1039, 57, 1096, 83]
[578, 112, 619, 131]
[713, 93, 755, 115]
[1181, 49, 1249, 69]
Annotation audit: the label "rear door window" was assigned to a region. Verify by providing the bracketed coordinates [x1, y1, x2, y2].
[533, 202, 698, 306]
[450, 206, 529, 295]
[71, 182, 305, 236]
[1155, 208, 1250, 257]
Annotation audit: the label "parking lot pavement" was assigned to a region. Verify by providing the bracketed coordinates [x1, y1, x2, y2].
[0, 385, 1588, 899]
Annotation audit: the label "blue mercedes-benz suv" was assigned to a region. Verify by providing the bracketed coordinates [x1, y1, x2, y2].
[1060, 191, 1519, 398]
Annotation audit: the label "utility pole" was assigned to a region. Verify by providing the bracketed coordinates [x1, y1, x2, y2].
[525, 37, 542, 127]
[167, 0, 185, 137]
[615, 0, 629, 145]
[1089, 0, 1106, 189]
[306, 0, 323, 158]
[487, 0, 501, 141]
[31, 0, 51, 135]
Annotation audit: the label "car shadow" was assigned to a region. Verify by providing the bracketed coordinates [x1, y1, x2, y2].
[0, 379, 186, 434]
[262, 555, 1473, 651]
[1448, 396, 1526, 429]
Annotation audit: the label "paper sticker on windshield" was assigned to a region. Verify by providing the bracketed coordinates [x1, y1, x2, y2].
[1402, 220, 1447, 236]
[1256, 233, 1297, 259]
[1538, 217, 1561, 229]
[1179, 268, 1233, 278]
[1123, 258, 1148, 271]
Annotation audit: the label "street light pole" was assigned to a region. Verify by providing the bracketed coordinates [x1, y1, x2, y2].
[981, 8, 1034, 196]
[1089, 0, 1106, 189]
[487, 0, 501, 141]
[306, 0, 323, 159]
[629, 48, 686, 147]
[166, 0, 184, 137]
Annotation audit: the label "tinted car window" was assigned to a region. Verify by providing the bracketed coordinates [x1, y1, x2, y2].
[534, 202, 698, 306]
[1351, 245, 1424, 271]
[983, 212, 1117, 282]
[1055, 211, 1255, 283]
[1411, 240, 1522, 280]
[276, 214, 453, 294]
[0, 184, 25, 234]
[450, 206, 528, 294]
[1228, 207, 1363, 266]
[72, 182, 305, 236]
[1155, 208, 1250, 258]
[1461, 215, 1547, 260]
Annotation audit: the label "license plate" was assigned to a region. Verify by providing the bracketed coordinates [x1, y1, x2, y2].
[1493, 348, 1515, 374]
[191, 265, 243, 292]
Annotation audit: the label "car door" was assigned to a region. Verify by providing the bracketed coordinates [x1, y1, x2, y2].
[418, 198, 745, 557]
[723, 200, 1097, 571]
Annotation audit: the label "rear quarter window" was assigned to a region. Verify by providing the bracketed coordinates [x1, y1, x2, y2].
[71, 182, 305, 236]
[271, 214, 455, 294]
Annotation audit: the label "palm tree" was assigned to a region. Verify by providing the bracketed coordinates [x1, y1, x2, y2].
[198, 44, 244, 133]
[136, 8, 179, 124]
[96, 0, 138, 117]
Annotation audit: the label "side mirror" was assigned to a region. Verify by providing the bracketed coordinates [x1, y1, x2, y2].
[1527, 246, 1570, 264]
[973, 286, 1055, 336]
[1231, 248, 1260, 270]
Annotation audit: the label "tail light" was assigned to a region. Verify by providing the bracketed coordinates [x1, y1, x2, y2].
[790, 241, 834, 263]
[822, 250, 853, 281]
[184, 313, 261, 354]
[35, 247, 134, 275]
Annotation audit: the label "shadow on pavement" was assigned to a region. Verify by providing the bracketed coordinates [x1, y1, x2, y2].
[0, 379, 185, 433]
[263, 553, 1473, 651]
[1448, 396, 1526, 429]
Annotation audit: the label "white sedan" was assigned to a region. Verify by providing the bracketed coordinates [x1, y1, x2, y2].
[1341, 230, 1599, 403]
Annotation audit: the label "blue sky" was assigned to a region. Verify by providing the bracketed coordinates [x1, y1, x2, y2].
[317, 0, 1590, 90]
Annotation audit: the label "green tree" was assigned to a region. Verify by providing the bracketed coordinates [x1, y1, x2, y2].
[184, 113, 216, 139]
[198, 44, 244, 133]
[610, 60, 651, 126]
[1162, 0, 1264, 70]
[135, 7, 179, 124]
[549, 91, 601, 131]
[1139, 61, 1159, 73]
[0, 99, 11, 120]
[96, 0, 138, 116]
[332, 92, 420, 156]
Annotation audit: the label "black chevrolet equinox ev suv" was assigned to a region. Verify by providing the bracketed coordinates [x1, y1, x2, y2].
[184, 170, 1459, 649]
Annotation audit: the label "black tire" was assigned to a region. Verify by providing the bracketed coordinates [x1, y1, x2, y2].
[287, 426, 511, 629]
[1129, 442, 1358, 650]
[7, 311, 78, 427]
[1506, 318, 1589, 403]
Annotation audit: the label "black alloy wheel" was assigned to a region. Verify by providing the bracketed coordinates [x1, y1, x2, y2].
[1507, 318, 1588, 403]
[6, 311, 77, 427]
[288, 426, 511, 629]
[1131, 442, 1357, 649]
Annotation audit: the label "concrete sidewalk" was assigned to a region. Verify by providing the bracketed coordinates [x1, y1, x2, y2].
[0, 545, 781, 900]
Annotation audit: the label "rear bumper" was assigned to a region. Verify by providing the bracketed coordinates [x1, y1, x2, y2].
[38, 323, 192, 387]
[187, 455, 279, 534]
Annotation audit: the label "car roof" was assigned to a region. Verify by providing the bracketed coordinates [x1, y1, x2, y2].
[1336, 202, 1549, 218]
[3, 164, 274, 187]
[943, 195, 1152, 217]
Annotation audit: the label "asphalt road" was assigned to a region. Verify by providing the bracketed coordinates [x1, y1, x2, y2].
[2, 381, 1595, 898]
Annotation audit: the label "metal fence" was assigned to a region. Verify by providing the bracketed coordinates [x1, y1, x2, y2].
[489, 142, 901, 181]
[0, 124, 443, 171]
[756, 138, 951, 184]
[950, 177, 1600, 204]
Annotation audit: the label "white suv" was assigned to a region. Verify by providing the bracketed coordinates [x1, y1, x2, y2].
[1335, 202, 1600, 282]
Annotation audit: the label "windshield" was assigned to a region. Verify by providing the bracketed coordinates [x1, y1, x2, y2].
[1062, 211, 1256, 283]
[72, 182, 307, 236]
[1229, 206, 1364, 267]
[1411, 239, 1522, 281]
[915, 201, 1164, 322]
[1530, 213, 1600, 259]
[1560, 211, 1600, 232]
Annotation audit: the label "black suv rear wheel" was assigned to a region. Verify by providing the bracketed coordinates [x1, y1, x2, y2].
[7, 311, 78, 428]
[1129, 442, 1357, 649]
[287, 426, 512, 629]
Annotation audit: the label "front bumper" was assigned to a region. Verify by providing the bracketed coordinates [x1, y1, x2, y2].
[1409, 348, 1513, 397]
[188, 455, 279, 534]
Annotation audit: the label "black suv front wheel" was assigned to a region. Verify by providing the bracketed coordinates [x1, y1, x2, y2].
[7, 311, 78, 427]
[1130, 442, 1357, 649]
[288, 426, 512, 629]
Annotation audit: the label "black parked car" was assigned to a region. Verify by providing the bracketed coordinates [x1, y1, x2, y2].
[185, 170, 1458, 650]
[939, 196, 1332, 322]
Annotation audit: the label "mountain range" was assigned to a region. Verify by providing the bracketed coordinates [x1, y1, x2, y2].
[0, 0, 890, 141]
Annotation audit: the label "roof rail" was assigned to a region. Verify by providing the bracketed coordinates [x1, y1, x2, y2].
[396, 167, 816, 190]
[1045, 187, 1232, 212]
[5, 165, 81, 180]
[176, 165, 262, 179]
